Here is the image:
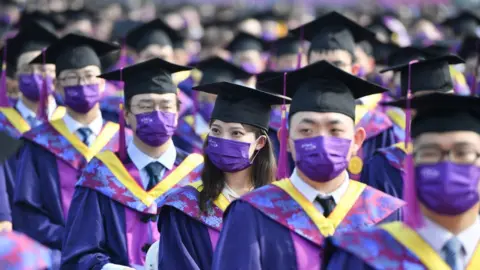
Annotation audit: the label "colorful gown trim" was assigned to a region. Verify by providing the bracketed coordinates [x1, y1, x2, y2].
[77, 151, 204, 214]
[240, 178, 404, 247]
[330, 221, 480, 270]
[355, 104, 393, 140]
[159, 181, 230, 231]
[0, 106, 66, 137]
[376, 142, 412, 171]
[21, 118, 120, 169]
[0, 231, 52, 270]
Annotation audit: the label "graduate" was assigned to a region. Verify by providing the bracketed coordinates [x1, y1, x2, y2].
[441, 11, 480, 39]
[0, 21, 63, 230]
[324, 93, 480, 270]
[13, 33, 121, 264]
[173, 56, 253, 153]
[212, 61, 405, 270]
[61, 58, 204, 269]
[290, 11, 397, 180]
[361, 55, 464, 198]
[157, 81, 290, 270]
[268, 35, 305, 71]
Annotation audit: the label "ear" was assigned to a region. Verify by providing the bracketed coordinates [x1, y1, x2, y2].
[352, 127, 367, 154]
[352, 63, 361, 76]
[368, 57, 376, 73]
[98, 78, 106, 94]
[255, 135, 267, 150]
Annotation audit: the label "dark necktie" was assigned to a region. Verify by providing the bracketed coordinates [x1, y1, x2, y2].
[316, 196, 336, 217]
[443, 238, 462, 270]
[145, 162, 163, 190]
[77, 127, 93, 146]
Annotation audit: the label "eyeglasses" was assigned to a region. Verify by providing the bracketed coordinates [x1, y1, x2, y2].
[58, 72, 98, 85]
[414, 147, 480, 164]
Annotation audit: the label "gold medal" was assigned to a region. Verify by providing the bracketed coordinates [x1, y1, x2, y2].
[348, 156, 363, 175]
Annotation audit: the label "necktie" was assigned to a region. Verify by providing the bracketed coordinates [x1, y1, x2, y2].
[77, 127, 93, 146]
[316, 196, 336, 217]
[145, 162, 164, 190]
[443, 237, 462, 270]
[26, 116, 40, 128]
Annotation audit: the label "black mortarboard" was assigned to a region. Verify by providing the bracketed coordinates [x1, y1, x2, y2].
[441, 11, 480, 37]
[98, 58, 192, 102]
[385, 93, 480, 138]
[194, 56, 253, 85]
[290, 11, 375, 57]
[125, 19, 180, 53]
[192, 81, 290, 131]
[256, 71, 283, 84]
[458, 36, 480, 60]
[18, 11, 63, 33]
[380, 55, 464, 95]
[29, 33, 119, 75]
[270, 35, 301, 57]
[258, 60, 388, 120]
[0, 21, 58, 68]
[225, 31, 268, 53]
[110, 19, 142, 43]
[0, 131, 23, 164]
[385, 46, 429, 67]
[62, 8, 96, 22]
[362, 38, 400, 66]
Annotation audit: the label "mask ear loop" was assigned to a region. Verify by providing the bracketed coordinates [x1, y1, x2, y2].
[249, 134, 267, 164]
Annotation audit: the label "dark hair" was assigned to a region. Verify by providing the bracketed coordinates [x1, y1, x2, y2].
[199, 124, 277, 212]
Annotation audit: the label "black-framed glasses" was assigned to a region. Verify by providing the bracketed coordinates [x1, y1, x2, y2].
[414, 147, 480, 164]
[58, 73, 98, 85]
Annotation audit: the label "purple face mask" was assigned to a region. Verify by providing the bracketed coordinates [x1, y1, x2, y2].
[294, 136, 351, 182]
[240, 62, 260, 74]
[135, 111, 177, 147]
[205, 136, 258, 173]
[18, 74, 54, 101]
[356, 66, 367, 78]
[416, 162, 480, 215]
[64, 84, 101, 113]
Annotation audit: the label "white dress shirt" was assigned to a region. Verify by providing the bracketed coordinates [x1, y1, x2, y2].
[290, 168, 350, 214]
[127, 141, 176, 189]
[16, 99, 57, 122]
[416, 216, 480, 268]
[63, 112, 103, 144]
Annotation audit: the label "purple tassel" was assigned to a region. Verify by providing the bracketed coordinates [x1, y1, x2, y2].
[296, 26, 304, 70]
[472, 40, 480, 96]
[37, 49, 48, 121]
[118, 68, 126, 161]
[404, 60, 423, 229]
[0, 39, 9, 107]
[276, 72, 289, 179]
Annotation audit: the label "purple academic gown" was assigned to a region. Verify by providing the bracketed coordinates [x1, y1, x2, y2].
[157, 183, 228, 270]
[61, 150, 203, 269]
[212, 179, 404, 270]
[13, 119, 122, 267]
[350, 109, 397, 180]
[360, 143, 407, 198]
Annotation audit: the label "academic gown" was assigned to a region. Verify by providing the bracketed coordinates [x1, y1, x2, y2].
[61, 149, 204, 269]
[157, 181, 230, 270]
[212, 178, 405, 270]
[0, 231, 54, 270]
[173, 112, 209, 154]
[0, 106, 66, 223]
[13, 117, 123, 265]
[268, 108, 295, 173]
[99, 94, 123, 123]
[360, 142, 409, 198]
[323, 221, 480, 270]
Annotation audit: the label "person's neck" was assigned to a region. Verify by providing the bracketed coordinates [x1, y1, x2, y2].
[224, 168, 253, 197]
[422, 204, 480, 235]
[133, 136, 172, 159]
[297, 169, 347, 194]
[20, 96, 39, 113]
[66, 104, 101, 125]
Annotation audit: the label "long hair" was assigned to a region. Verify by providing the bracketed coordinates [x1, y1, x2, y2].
[199, 124, 277, 212]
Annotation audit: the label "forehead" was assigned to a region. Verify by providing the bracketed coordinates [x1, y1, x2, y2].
[131, 93, 177, 103]
[233, 50, 262, 59]
[309, 49, 352, 62]
[16, 50, 42, 68]
[414, 131, 480, 147]
[59, 65, 101, 76]
[290, 111, 354, 126]
[211, 119, 244, 129]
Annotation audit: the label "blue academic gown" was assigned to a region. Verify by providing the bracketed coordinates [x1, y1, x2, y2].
[13, 119, 121, 267]
[212, 179, 404, 270]
[61, 149, 204, 269]
[360, 142, 407, 198]
[0, 163, 12, 222]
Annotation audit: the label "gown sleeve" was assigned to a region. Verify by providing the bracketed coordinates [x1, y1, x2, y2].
[13, 143, 64, 250]
[212, 201, 262, 270]
[0, 163, 11, 222]
[157, 206, 213, 270]
[61, 187, 110, 270]
[360, 154, 403, 198]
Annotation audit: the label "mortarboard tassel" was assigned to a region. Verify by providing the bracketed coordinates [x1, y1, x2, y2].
[276, 72, 289, 179]
[471, 40, 480, 96]
[0, 38, 9, 107]
[403, 59, 423, 229]
[118, 68, 126, 161]
[37, 49, 48, 121]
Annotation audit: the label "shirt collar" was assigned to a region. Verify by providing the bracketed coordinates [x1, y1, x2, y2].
[16, 98, 57, 120]
[417, 215, 480, 262]
[127, 140, 177, 172]
[62, 112, 103, 136]
[289, 168, 350, 204]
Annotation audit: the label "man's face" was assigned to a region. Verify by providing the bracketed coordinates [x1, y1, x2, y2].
[271, 53, 306, 71]
[137, 44, 174, 63]
[354, 46, 375, 76]
[126, 93, 178, 133]
[308, 49, 354, 73]
[56, 65, 105, 96]
[232, 50, 264, 74]
[16, 50, 56, 79]
[288, 111, 364, 162]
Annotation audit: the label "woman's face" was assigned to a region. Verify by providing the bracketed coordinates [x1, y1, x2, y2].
[209, 120, 262, 158]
